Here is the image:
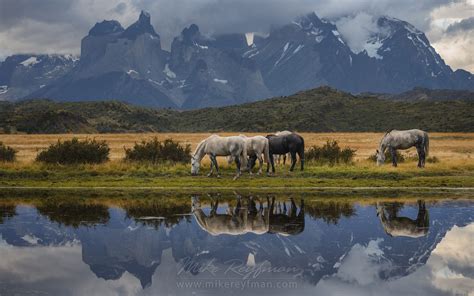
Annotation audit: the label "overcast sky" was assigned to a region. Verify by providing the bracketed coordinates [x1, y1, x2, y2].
[0, 0, 473, 72]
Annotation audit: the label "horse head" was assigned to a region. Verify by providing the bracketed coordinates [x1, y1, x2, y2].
[376, 149, 385, 166]
[191, 155, 200, 175]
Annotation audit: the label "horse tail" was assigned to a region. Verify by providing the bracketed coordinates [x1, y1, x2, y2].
[263, 138, 270, 164]
[299, 135, 305, 160]
[424, 132, 429, 157]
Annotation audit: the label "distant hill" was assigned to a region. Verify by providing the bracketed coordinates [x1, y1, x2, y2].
[1, 87, 473, 133]
[381, 87, 474, 101]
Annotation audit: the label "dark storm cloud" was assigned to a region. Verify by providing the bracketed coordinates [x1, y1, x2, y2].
[0, 0, 472, 71]
[446, 17, 474, 33]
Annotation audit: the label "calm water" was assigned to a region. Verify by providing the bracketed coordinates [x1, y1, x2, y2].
[0, 193, 473, 296]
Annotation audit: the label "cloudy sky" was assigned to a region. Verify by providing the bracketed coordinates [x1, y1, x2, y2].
[0, 0, 473, 71]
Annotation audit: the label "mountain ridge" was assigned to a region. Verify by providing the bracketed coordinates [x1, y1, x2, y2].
[1, 11, 473, 108]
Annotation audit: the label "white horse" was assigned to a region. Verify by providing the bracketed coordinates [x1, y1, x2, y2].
[376, 129, 429, 167]
[192, 196, 270, 236]
[228, 135, 270, 175]
[191, 135, 247, 180]
[275, 131, 292, 164]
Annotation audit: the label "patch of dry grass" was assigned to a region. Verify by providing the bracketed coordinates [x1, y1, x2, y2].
[1, 132, 473, 165]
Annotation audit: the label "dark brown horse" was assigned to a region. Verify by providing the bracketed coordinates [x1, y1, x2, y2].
[249, 133, 304, 173]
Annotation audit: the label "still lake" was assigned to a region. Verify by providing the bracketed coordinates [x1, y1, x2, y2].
[0, 192, 472, 296]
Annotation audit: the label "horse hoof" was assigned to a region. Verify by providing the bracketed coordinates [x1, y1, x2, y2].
[217, 174, 221, 178]
[207, 173, 212, 177]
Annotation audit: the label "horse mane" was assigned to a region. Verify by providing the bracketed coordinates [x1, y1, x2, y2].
[193, 139, 206, 157]
[384, 129, 394, 136]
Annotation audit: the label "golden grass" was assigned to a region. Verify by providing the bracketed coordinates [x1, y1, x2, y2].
[1, 132, 473, 166]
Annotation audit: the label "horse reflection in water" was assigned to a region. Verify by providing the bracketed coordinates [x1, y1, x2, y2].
[377, 200, 429, 238]
[191, 195, 304, 236]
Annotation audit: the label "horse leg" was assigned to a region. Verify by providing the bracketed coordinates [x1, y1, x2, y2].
[213, 155, 220, 177]
[289, 151, 297, 171]
[207, 154, 215, 177]
[257, 154, 263, 175]
[390, 148, 397, 167]
[283, 154, 287, 165]
[267, 153, 275, 174]
[290, 198, 297, 217]
[298, 148, 305, 171]
[298, 199, 305, 218]
[210, 198, 218, 216]
[416, 146, 423, 168]
[233, 156, 241, 180]
[420, 148, 426, 168]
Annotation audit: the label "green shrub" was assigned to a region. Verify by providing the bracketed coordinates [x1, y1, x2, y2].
[306, 140, 356, 166]
[124, 138, 191, 164]
[368, 150, 405, 163]
[0, 142, 16, 162]
[36, 138, 109, 165]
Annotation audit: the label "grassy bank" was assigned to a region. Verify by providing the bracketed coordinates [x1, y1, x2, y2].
[1, 160, 473, 188]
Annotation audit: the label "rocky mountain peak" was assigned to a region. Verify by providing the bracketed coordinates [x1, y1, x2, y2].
[89, 20, 124, 36]
[180, 24, 201, 43]
[121, 10, 159, 40]
[293, 12, 332, 31]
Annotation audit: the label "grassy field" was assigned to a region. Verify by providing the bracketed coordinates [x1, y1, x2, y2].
[0, 132, 473, 189]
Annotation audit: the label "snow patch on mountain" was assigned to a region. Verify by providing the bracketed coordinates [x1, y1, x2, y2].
[363, 39, 383, 59]
[194, 42, 208, 49]
[293, 44, 304, 54]
[0, 85, 8, 94]
[213, 78, 228, 84]
[274, 42, 290, 66]
[163, 64, 176, 79]
[20, 57, 39, 67]
[332, 30, 345, 44]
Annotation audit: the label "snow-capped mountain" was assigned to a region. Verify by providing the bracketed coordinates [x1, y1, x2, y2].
[0, 54, 77, 101]
[248, 12, 354, 96]
[347, 16, 462, 93]
[1, 11, 473, 108]
[168, 24, 270, 108]
[249, 13, 473, 95]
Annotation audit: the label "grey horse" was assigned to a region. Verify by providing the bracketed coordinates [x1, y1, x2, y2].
[376, 201, 429, 238]
[376, 129, 429, 167]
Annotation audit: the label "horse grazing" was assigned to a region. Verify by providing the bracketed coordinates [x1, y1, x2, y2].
[191, 196, 270, 236]
[376, 129, 429, 167]
[275, 131, 292, 165]
[191, 195, 305, 236]
[230, 135, 270, 175]
[261, 133, 305, 173]
[376, 201, 429, 238]
[191, 135, 247, 180]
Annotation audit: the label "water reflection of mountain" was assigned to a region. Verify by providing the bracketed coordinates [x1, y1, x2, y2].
[0, 197, 473, 292]
[78, 208, 171, 289]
